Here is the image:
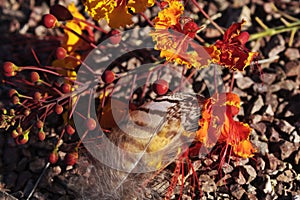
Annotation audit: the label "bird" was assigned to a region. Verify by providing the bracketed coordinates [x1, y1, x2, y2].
[77, 92, 204, 199]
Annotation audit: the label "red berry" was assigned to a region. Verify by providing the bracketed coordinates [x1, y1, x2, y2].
[42, 14, 58, 28]
[153, 79, 169, 95]
[16, 127, 22, 134]
[8, 89, 18, 98]
[4, 71, 17, 77]
[31, 72, 40, 83]
[36, 120, 44, 129]
[16, 134, 29, 145]
[49, 151, 59, 164]
[66, 124, 75, 135]
[86, 118, 97, 131]
[11, 130, 19, 138]
[103, 70, 115, 84]
[9, 109, 15, 116]
[56, 47, 67, 60]
[64, 152, 78, 166]
[12, 96, 20, 105]
[109, 30, 122, 45]
[38, 130, 46, 141]
[24, 109, 30, 116]
[3, 62, 17, 73]
[34, 92, 42, 101]
[61, 83, 71, 93]
[55, 104, 63, 114]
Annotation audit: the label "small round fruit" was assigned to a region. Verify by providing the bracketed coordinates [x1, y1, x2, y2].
[86, 118, 97, 131]
[55, 104, 63, 114]
[66, 124, 75, 135]
[31, 72, 40, 83]
[36, 120, 44, 129]
[64, 152, 78, 166]
[38, 130, 46, 141]
[49, 151, 59, 164]
[16, 134, 29, 145]
[24, 109, 30, 116]
[16, 126, 22, 134]
[42, 14, 58, 28]
[3, 62, 17, 74]
[11, 130, 19, 138]
[34, 92, 42, 101]
[8, 89, 18, 98]
[109, 30, 122, 45]
[12, 96, 20, 105]
[4, 71, 17, 77]
[103, 70, 115, 84]
[61, 83, 71, 93]
[56, 47, 67, 60]
[153, 79, 169, 95]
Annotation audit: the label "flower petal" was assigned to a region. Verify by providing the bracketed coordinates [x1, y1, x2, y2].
[127, 0, 154, 13]
[233, 140, 257, 158]
[107, 3, 133, 28]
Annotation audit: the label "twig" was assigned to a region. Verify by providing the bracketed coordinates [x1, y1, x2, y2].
[26, 162, 50, 200]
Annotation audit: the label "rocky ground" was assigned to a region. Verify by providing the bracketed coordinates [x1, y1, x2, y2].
[0, 0, 299, 199]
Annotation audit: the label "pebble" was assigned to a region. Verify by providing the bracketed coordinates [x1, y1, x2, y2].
[285, 61, 300, 77]
[230, 184, 245, 199]
[252, 122, 267, 135]
[275, 120, 295, 135]
[29, 158, 46, 173]
[236, 77, 254, 90]
[280, 141, 297, 160]
[251, 95, 264, 114]
[15, 171, 32, 191]
[284, 48, 300, 61]
[276, 169, 295, 182]
[243, 165, 257, 184]
[4, 172, 18, 189]
[199, 174, 216, 193]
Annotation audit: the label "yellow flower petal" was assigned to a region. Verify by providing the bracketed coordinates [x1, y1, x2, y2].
[127, 0, 154, 13]
[107, 3, 133, 28]
[233, 140, 257, 158]
[153, 1, 184, 29]
[83, 0, 116, 21]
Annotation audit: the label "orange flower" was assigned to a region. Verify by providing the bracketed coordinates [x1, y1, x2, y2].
[152, 0, 184, 29]
[83, 0, 154, 28]
[52, 56, 78, 81]
[196, 93, 256, 158]
[206, 20, 259, 71]
[51, 3, 95, 81]
[63, 3, 94, 54]
[151, 1, 205, 68]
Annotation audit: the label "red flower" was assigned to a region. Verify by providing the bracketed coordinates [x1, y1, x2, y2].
[196, 92, 256, 158]
[206, 20, 259, 71]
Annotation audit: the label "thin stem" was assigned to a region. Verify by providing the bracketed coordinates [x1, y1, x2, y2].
[25, 162, 50, 200]
[20, 66, 62, 76]
[59, 24, 97, 49]
[73, 17, 108, 34]
[190, 0, 224, 34]
[249, 20, 300, 41]
[76, 130, 89, 148]
[229, 72, 235, 92]
[255, 17, 269, 30]
[67, 55, 96, 75]
[139, 12, 154, 27]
